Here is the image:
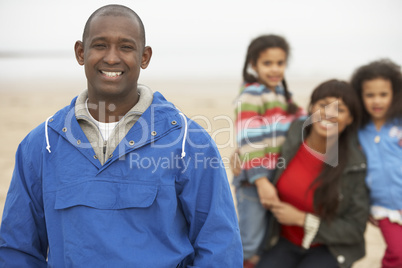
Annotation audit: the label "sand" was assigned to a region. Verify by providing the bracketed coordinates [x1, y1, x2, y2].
[0, 77, 385, 266]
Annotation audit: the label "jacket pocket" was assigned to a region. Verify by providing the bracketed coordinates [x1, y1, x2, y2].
[54, 180, 158, 210]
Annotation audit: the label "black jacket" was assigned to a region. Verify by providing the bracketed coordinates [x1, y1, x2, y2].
[265, 119, 370, 268]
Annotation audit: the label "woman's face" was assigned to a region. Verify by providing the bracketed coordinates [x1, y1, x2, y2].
[252, 47, 287, 90]
[310, 97, 353, 139]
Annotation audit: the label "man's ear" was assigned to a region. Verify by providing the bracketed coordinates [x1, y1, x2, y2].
[140, 46, 152, 69]
[74, 41, 85, 66]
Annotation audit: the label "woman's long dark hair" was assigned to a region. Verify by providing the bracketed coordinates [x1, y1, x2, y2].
[242, 34, 298, 114]
[307, 80, 361, 221]
[350, 59, 402, 126]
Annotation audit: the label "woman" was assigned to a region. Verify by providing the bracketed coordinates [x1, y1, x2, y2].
[256, 80, 370, 268]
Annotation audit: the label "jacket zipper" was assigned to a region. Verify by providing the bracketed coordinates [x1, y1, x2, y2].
[103, 141, 107, 161]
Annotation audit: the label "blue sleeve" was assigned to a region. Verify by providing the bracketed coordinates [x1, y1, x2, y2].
[176, 129, 243, 267]
[0, 141, 48, 267]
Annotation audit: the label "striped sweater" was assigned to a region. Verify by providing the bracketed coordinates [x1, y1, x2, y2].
[234, 82, 304, 186]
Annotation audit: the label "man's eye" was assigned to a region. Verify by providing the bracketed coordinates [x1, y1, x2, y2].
[93, 44, 106, 48]
[122, 46, 134, 50]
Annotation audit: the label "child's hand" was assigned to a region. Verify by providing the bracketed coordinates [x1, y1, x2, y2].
[229, 149, 242, 176]
[368, 215, 379, 227]
[271, 201, 306, 227]
[254, 178, 279, 209]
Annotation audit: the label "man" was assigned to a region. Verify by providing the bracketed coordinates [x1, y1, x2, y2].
[0, 5, 242, 267]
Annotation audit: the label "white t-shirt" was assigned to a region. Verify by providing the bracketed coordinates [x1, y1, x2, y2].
[85, 99, 119, 141]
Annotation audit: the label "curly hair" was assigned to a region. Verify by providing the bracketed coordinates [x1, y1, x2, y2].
[350, 59, 402, 126]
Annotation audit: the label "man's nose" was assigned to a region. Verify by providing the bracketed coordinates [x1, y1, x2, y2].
[103, 47, 121, 65]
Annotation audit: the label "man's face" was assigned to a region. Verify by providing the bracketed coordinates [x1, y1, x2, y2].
[75, 15, 151, 100]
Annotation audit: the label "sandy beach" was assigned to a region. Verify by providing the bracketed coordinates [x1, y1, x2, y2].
[0, 77, 385, 267]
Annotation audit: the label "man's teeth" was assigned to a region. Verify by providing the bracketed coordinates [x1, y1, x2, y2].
[101, 71, 122, 77]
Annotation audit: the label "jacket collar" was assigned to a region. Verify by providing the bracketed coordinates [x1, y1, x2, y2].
[74, 85, 154, 125]
[45, 90, 184, 171]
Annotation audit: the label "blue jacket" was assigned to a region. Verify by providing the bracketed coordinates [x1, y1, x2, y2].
[358, 121, 402, 209]
[0, 92, 242, 267]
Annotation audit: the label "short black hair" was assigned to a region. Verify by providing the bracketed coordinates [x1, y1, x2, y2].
[82, 4, 146, 46]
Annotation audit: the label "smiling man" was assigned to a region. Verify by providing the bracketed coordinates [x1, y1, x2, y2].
[76, 7, 149, 120]
[0, 5, 242, 267]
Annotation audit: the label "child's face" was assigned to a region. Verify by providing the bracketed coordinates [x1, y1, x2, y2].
[310, 97, 353, 139]
[75, 15, 151, 99]
[252, 47, 287, 90]
[362, 78, 393, 125]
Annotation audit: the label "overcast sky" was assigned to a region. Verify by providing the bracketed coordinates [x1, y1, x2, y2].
[0, 0, 401, 81]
